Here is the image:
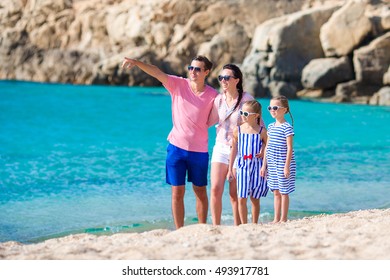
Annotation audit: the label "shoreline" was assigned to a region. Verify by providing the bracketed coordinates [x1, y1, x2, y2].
[0, 209, 335, 245]
[1, 208, 389, 260]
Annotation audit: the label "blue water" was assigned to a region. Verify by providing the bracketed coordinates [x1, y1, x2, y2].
[1, 80, 389, 243]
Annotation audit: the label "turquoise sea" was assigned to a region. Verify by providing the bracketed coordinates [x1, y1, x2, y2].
[1, 80, 389, 243]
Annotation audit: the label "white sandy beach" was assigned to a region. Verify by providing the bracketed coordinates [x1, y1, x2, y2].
[0, 209, 389, 260]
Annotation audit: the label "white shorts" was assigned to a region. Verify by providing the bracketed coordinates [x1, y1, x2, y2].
[211, 143, 231, 165]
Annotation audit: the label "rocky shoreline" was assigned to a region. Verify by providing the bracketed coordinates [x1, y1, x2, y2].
[1, 0, 389, 105]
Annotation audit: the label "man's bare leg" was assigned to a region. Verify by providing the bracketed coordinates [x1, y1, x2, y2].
[193, 185, 208, 224]
[172, 185, 185, 229]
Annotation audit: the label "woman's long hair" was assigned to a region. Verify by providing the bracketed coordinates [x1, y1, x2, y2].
[222, 64, 243, 112]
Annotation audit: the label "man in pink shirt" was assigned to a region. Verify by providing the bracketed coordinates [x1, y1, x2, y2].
[122, 55, 218, 229]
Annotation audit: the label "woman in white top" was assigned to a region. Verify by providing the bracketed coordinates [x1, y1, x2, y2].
[209, 64, 260, 225]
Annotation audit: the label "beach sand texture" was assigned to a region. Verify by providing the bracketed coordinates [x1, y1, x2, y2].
[1, 209, 389, 260]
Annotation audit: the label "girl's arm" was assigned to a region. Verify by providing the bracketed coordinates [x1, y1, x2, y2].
[227, 127, 239, 181]
[256, 127, 268, 158]
[284, 135, 294, 178]
[260, 134, 268, 177]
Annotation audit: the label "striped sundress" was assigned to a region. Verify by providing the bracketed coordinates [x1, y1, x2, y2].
[266, 122, 296, 194]
[236, 126, 268, 199]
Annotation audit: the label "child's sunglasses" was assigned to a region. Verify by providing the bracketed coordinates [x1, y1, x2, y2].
[239, 110, 257, 117]
[267, 106, 285, 111]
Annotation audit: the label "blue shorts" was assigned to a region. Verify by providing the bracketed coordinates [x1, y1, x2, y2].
[166, 143, 209, 187]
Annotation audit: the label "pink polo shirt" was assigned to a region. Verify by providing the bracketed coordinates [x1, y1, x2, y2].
[163, 75, 218, 153]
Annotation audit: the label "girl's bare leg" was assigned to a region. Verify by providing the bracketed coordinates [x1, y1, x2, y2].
[229, 180, 241, 225]
[273, 190, 281, 223]
[238, 197, 248, 224]
[250, 197, 260, 223]
[281, 194, 290, 222]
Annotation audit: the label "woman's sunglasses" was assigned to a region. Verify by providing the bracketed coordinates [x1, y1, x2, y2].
[218, 75, 236, 81]
[187, 66, 202, 72]
[239, 110, 257, 117]
[267, 106, 285, 111]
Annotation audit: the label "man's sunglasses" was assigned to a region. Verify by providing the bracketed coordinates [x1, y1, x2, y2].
[239, 110, 257, 117]
[218, 75, 236, 81]
[187, 66, 202, 72]
[267, 106, 285, 111]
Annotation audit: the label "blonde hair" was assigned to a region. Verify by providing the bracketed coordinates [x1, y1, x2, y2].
[243, 100, 262, 125]
[271, 95, 294, 126]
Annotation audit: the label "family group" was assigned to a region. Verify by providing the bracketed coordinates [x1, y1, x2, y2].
[122, 55, 296, 228]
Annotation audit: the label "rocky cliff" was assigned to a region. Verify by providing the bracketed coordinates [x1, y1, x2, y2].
[1, 0, 389, 105]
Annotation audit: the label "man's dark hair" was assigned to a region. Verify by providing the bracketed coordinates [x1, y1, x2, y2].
[192, 55, 213, 71]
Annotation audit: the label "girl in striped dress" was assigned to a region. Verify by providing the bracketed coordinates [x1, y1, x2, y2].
[260, 96, 296, 223]
[227, 100, 268, 224]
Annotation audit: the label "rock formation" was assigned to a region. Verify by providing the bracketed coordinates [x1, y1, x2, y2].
[0, 0, 389, 105]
